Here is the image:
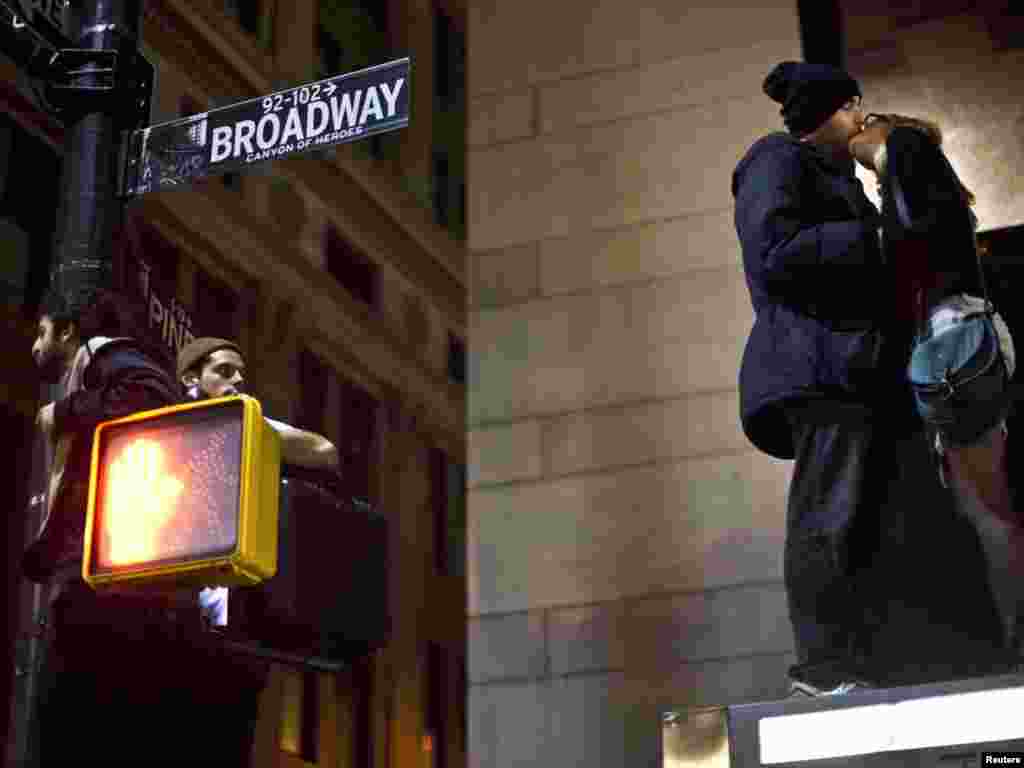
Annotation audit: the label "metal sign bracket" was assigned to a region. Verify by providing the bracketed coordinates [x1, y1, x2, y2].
[45, 45, 153, 129]
[116, 124, 144, 199]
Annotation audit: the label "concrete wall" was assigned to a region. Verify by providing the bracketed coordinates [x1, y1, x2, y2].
[466, 3, 803, 765]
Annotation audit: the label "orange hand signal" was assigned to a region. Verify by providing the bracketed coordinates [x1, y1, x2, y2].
[104, 439, 184, 566]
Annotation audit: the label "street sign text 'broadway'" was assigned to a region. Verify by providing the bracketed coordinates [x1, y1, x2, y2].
[124, 57, 409, 196]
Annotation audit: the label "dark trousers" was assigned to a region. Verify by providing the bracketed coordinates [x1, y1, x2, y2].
[783, 400, 1011, 689]
[26, 581, 268, 767]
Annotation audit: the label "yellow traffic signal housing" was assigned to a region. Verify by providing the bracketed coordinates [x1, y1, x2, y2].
[83, 394, 280, 590]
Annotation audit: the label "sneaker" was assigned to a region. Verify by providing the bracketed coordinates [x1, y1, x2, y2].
[788, 679, 873, 698]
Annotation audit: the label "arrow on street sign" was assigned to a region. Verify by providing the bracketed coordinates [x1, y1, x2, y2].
[122, 57, 410, 197]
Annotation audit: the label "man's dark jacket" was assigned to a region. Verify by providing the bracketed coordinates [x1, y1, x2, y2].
[22, 338, 180, 583]
[732, 132, 910, 459]
[880, 125, 981, 312]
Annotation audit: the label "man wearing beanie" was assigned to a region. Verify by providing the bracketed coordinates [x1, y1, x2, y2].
[175, 336, 342, 764]
[177, 336, 339, 472]
[177, 336, 339, 628]
[733, 62, 1009, 695]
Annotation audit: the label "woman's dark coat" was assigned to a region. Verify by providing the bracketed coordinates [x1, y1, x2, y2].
[732, 131, 910, 459]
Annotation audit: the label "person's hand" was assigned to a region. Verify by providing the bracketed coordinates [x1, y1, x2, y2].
[36, 403, 55, 437]
[849, 120, 890, 172]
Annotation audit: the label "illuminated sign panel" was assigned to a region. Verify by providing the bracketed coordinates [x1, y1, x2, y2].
[83, 394, 280, 589]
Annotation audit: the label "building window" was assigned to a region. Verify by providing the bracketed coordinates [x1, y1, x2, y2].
[432, 7, 466, 240]
[432, 448, 466, 579]
[424, 642, 448, 768]
[277, 667, 319, 761]
[0, 113, 60, 310]
[224, 0, 260, 35]
[298, 348, 329, 436]
[192, 266, 240, 340]
[317, 0, 389, 79]
[434, 7, 461, 110]
[317, 1, 397, 162]
[223, 0, 274, 48]
[456, 652, 467, 754]
[0, 115, 51, 309]
[324, 224, 378, 308]
[352, 655, 374, 768]
[298, 347, 378, 504]
[987, 3, 1024, 51]
[337, 374, 378, 504]
[447, 332, 465, 385]
[317, 24, 343, 79]
[221, 171, 243, 193]
[432, 151, 449, 228]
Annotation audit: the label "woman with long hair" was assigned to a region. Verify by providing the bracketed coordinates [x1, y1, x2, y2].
[850, 114, 1021, 645]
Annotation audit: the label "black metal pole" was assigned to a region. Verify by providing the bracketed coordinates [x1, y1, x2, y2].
[14, 4, 145, 765]
[50, 0, 143, 305]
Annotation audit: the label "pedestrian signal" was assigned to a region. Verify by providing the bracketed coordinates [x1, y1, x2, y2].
[82, 394, 280, 589]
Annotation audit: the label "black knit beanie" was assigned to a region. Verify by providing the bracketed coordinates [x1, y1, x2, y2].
[763, 61, 861, 136]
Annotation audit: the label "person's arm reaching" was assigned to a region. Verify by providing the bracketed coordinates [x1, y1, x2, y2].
[265, 417, 340, 470]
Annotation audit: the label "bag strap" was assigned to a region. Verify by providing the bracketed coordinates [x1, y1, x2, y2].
[931, 148, 992, 312]
[890, 174, 931, 338]
[891, 158, 993, 337]
[969, 226, 994, 314]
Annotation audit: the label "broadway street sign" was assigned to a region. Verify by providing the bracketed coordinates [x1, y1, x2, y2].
[122, 57, 409, 197]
